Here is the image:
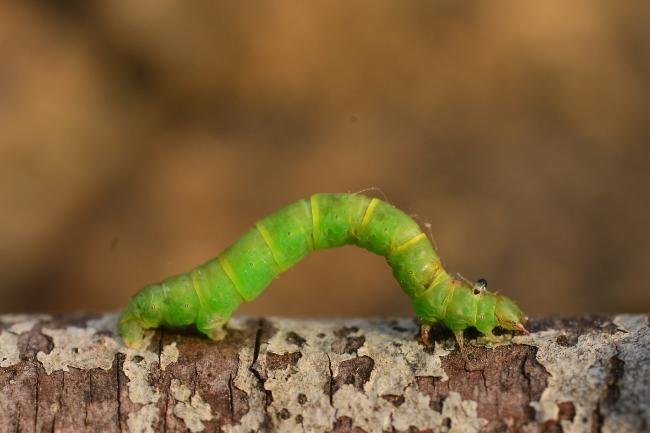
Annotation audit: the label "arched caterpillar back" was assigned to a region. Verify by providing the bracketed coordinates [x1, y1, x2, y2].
[119, 193, 527, 348]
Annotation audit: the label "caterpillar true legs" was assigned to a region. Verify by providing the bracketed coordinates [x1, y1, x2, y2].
[119, 193, 527, 348]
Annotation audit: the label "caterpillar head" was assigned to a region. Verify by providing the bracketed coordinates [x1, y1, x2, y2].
[495, 295, 528, 334]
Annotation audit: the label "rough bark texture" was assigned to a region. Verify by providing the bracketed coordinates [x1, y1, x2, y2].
[0, 314, 648, 433]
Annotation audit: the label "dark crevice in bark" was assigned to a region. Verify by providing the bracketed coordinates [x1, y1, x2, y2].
[155, 329, 170, 433]
[161, 380, 169, 433]
[192, 361, 198, 396]
[115, 354, 123, 433]
[593, 350, 626, 433]
[249, 318, 272, 430]
[326, 353, 334, 406]
[39, 331, 55, 356]
[56, 372, 64, 432]
[604, 352, 625, 407]
[479, 369, 488, 396]
[593, 400, 604, 433]
[84, 370, 91, 427]
[33, 364, 40, 432]
[156, 329, 164, 372]
[522, 351, 534, 402]
[227, 373, 235, 422]
[251, 319, 263, 367]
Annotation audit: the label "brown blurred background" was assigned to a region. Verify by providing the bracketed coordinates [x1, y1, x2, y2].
[1, 1, 649, 318]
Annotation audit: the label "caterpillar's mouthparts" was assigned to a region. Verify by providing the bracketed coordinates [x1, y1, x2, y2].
[515, 323, 529, 334]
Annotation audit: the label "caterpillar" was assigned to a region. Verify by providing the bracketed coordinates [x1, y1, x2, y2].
[119, 193, 527, 349]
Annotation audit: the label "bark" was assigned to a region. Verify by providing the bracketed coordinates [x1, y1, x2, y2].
[0, 314, 648, 433]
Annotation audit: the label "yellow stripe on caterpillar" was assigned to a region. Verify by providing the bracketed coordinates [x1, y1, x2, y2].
[359, 197, 380, 231]
[391, 232, 427, 256]
[255, 222, 285, 272]
[217, 255, 246, 300]
[310, 194, 320, 248]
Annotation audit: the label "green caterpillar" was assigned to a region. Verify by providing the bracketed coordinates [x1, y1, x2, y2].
[119, 193, 527, 349]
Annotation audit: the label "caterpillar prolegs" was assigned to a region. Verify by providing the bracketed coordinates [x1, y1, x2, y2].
[119, 193, 527, 349]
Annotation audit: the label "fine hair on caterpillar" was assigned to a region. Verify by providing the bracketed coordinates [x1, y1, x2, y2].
[119, 193, 527, 349]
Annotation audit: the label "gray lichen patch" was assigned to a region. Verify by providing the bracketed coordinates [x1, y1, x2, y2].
[0, 331, 19, 367]
[514, 314, 649, 433]
[0, 315, 50, 368]
[120, 334, 161, 405]
[334, 386, 486, 432]
[86, 312, 120, 333]
[0, 313, 51, 326]
[116, 329, 166, 433]
[226, 317, 484, 433]
[160, 341, 179, 371]
[127, 403, 159, 433]
[170, 379, 214, 432]
[8, 320, 39, 335]
[0, 314, 50, 335]
[36, 326, 121, 374]
[226, 316, 251, 331]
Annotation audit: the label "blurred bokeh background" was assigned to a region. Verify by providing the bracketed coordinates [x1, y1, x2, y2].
[1, 1, 649, 318]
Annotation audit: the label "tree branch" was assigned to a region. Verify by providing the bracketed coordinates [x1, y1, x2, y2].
[0, 314, 647, 433]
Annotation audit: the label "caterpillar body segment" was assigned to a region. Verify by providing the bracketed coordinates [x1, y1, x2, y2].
[119, 193, 527, 348]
